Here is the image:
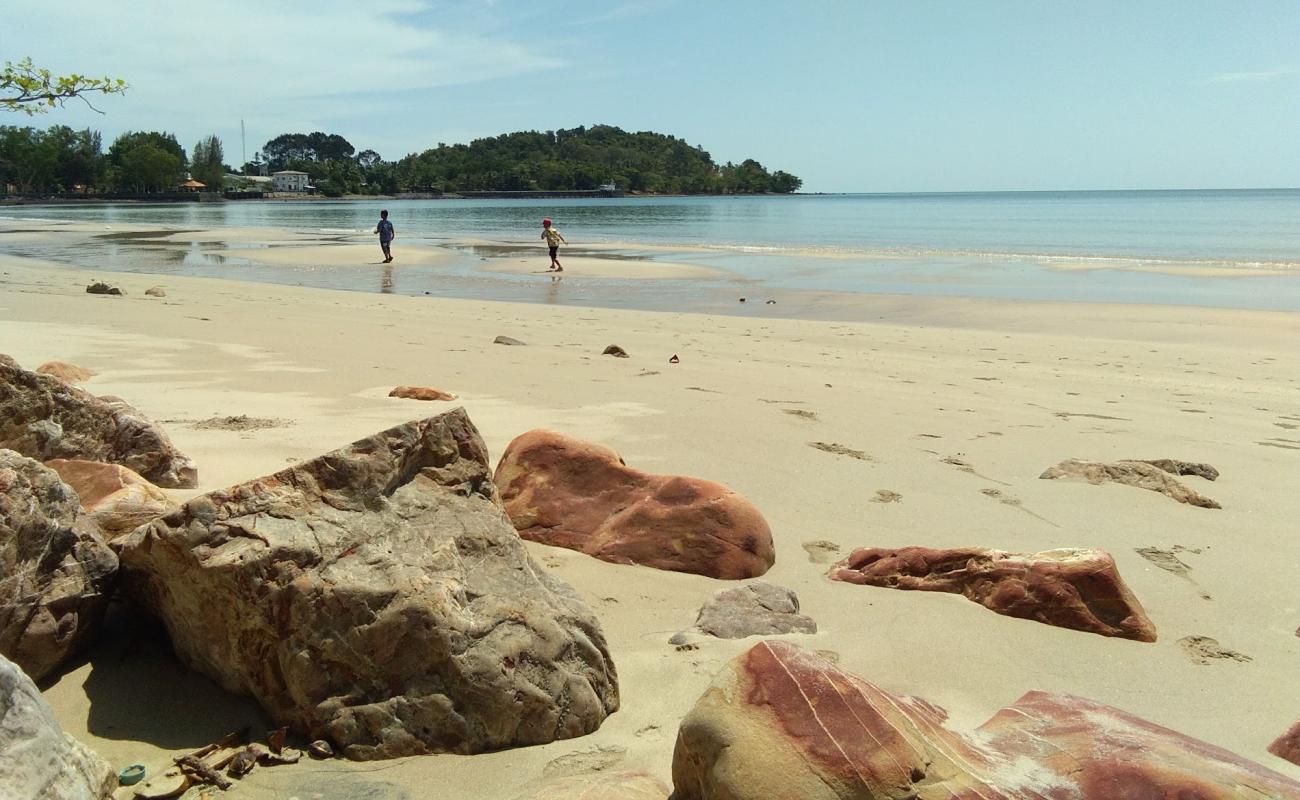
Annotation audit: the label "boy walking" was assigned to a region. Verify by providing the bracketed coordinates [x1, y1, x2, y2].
[375, 210, 395, 263]
[542, 218, 566, 272]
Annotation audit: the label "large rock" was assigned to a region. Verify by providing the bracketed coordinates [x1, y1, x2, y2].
[44, 459, 176, 540]
[0, 361, 197, 488]
[828, 546, 1156, 642]
[1138, 458, 1220, 481]
[1040, 458, 1220, 508]
[672, 641, 1300, 800]
[35, 361, 95, 384]
[494, 430, 774, 579]
[0, 654, 116, 800]
[693, 581, 816, 639]
[0, 451, 118, 681]
[118, 409, 619, 760]
[1272, 720, 1300, 768]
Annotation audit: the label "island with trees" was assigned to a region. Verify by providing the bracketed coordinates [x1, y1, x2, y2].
[0, 124, 801, 199]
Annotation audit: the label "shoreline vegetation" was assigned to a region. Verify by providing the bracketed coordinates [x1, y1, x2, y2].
[0, 123, 802, 199]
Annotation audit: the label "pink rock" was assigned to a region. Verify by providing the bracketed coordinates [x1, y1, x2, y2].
[35, 361, 95, 384]
[1272, 720, 1300, 768]
[672, 640, 1300, 800]
[388, 385, 457, 401]
[828, 546, 1156, 641]
[494, 430, 773, 579]
[43, 459, 176, 540]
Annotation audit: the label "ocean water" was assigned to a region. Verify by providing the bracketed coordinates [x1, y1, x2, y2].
[4, 189, 1299, 312]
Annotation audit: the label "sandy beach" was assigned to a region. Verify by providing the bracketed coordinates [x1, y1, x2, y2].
[2, 224, 1299, 797]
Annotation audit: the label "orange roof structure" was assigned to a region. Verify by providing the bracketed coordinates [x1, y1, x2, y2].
[180, 179, 206, 189]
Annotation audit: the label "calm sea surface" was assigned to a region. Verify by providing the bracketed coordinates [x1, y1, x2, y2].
[4, 189, 1299, 312]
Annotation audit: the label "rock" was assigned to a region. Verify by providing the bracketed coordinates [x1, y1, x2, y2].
[495, 430, 774, 579]
[601, 345, 629, 358]
[671, 640, 1300, 800]
[828, 545, 1156, 641]
[35, 361, 95, 384]
[0, 451, 117, 681]
[0, 360, 197, 488]
[1039, 458, 1220, 508]
[1270, 720, 1300, 768]
[494, 335, 525, 346]
[0, 354, 18, 369]
[85, 282, 122, 295]
[668, 354, 680, 363]
[693, 581, 816, 639]
[0, 654, 116, 800]
[43, 459, 176, 540]
[118, 409, 619, 760]
[145, 286, 166, 297]
[518, 771, 670, 800]
[1137, 458, 1220, 481]
[388, 386, 457, 401]
[307, 740, 334, 759]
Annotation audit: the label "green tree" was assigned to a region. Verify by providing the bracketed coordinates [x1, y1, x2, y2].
[2, 58, 126, 115]
[118, 144, 180, 192]
[190, 134, 224, 189]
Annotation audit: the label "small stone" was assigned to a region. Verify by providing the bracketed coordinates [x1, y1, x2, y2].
[389, 386, 457, 401]
[668, 632, 692, 646]
[144, 286, 166, 297]
[85, 282, 122, 295]
[669, 354, 680, 363]
[694, 581, 817, 639]
[307, 740, 334, 759]
[601, 345, 629, 358]
[494, 335, 525, 346]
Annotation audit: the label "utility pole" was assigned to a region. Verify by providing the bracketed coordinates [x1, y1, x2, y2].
[241, 118, 247, 171]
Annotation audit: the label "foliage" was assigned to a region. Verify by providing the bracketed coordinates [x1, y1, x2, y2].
[0, 125, 102, 193]
[106, 131, 186, 191]
[393, 125, 801, 194]
[261, 132, 355, 171]
[1, 58, 127, 115]
[190, 134, 224, 189]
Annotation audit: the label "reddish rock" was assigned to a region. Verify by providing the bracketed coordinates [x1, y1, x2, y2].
[494, 430, 774, 579]
[35, 361, 95, 384]
[672, 640, 1300, 800]
[388, 385, 457, 401]
[828, 545, 1156, 641]
[43, 459, 176, 540]
[1272, 720, 1300, 768]
[0, 361, 196, 488]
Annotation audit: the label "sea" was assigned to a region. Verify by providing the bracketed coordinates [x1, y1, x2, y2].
[3, 189, 1299, 313]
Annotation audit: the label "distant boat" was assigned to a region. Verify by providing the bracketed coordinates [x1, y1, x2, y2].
[599, 182, 617, 192]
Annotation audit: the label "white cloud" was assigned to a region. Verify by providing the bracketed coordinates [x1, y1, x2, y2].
[1207, 66, 1300, 83]
[6, 0, 562, 156]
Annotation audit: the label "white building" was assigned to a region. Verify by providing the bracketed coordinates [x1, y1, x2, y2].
[271, 170, 310, 192]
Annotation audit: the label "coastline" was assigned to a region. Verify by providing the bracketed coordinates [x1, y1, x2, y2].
[5, 249, 1299, 797]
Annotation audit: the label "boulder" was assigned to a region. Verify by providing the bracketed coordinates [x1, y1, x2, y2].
[0, 360, 197, 488]
[519, 771, 669, 800]
[1138, 458, 1220, 481]
[0, 354, 18, 369]
[494, 430, 774, 579]
[118, 409, 619, 760]
[85, 282, 122, 295]
[1040, 458, 1220, 508]
[388, 386, 457, 402]
[828, 546, 1155, 642]
[692, 581, 816, 639]
[43, 459, 176, 541]
[1271, 720, 1300, 768]
[0, 654, 116, 800]
[0, 451, 117, 681]
[671, 641, 1300, 800]
[35, 361, 95, 384]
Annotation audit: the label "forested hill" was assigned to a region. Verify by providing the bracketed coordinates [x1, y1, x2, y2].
[395, 125, 801, 194]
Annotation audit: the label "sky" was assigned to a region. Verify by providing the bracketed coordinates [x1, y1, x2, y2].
[4, 0, 1298, 192]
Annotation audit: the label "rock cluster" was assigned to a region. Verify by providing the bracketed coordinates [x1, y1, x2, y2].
[119, 409, 619, 760]
[828, 545, 1156, 641]
[495, 430, 774, 579]
[0, 654, 116, 800]
[1, 360, 197, 488]
[1040, 458, 1220, 508]
[0, 450, 117, 681]
[671, 641, 1300, 800]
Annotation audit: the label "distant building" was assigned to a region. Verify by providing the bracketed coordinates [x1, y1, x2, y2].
[272, 170, 309, 192]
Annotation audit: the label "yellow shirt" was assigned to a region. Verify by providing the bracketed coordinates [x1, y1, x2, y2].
[542, 228, 563, 246]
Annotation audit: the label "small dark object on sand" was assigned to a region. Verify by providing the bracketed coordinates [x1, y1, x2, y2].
[227, 748, 257, 778]
[308, 740, 335, 759]
[739, 297, 746, 303]
[494, 335, 526, 346]
[86, 281, 123, 295]
[765, 299, 776, 305]
[268, 726, 288, 754]
[602, 345, 629, 358]
[669, 354, 680, 364]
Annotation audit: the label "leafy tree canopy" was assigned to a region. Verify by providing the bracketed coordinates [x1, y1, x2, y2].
[1, 58, 126, 115]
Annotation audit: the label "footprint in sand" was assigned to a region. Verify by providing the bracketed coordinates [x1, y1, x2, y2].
[1178, 636, 1252, 665]
[941, 455, 1011, 486]
[784, 409, 819, 420]
[802, 540, 842, 564]
[870, 489, 902, 503]
[1135, 546, 1212, 599]
[980, 488, 1058, 527]
[543, 745, 627, 778]
[809, 442, 870, 460]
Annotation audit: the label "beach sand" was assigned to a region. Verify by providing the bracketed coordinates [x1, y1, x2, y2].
[2, 232, 1299, 797]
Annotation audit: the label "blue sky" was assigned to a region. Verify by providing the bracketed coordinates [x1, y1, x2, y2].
[5, 0, 1298, 191]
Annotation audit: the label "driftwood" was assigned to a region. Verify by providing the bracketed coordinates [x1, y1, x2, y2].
[176, 754, 233, 791]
